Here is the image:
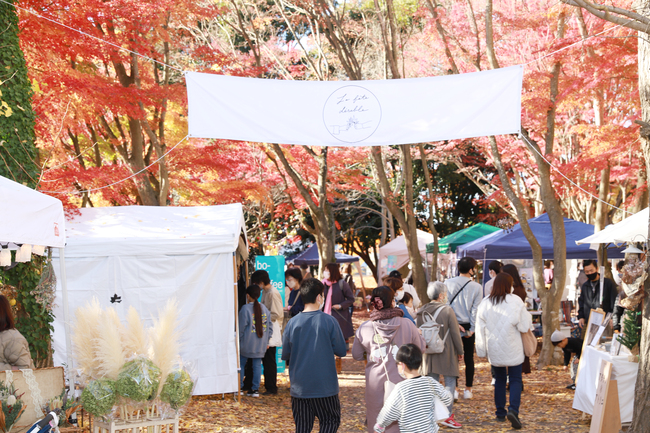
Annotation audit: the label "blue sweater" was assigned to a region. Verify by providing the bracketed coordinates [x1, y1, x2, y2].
[239, 302, 273, 358]
[282, 310, 347, 398]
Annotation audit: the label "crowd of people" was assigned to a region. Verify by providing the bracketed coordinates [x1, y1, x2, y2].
[237, 257, 621, 432]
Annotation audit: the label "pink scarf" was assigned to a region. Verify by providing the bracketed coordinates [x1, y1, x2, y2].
[322, 279, 334, 315]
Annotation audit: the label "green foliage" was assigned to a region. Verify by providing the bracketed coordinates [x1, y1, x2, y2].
[0, 0, 39, 188]
[160, 370, 194, 410]
[116, 358, 161, 402]
[81, 379, 116, 417]
[618, 309, 642, 351]
[0, 0, 51, 368]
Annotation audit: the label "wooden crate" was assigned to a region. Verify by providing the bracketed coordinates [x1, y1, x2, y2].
[92, 417, 179, 433]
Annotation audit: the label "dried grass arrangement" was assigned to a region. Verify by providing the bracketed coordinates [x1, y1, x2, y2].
[72, 299, 191, 422]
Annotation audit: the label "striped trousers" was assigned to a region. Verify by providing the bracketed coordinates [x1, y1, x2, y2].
[291, 394, 341, 433]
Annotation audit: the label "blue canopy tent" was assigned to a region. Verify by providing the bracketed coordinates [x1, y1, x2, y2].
[286, 244, 359, 265]
[456, 213, 625, 260]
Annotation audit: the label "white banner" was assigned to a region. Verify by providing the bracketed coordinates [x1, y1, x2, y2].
[186, 66, 523, 147]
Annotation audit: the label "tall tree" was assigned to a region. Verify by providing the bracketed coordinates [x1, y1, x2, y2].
[557, 0, 650, 429]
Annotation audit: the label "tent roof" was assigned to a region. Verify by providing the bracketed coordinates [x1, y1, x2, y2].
[0, 175, 66, 248]
[426, 223, 499, 254]
[286, 244, 359, 266]
[456, 213, 624, 260]
[576, 208, 648, 245]
[61, 204, 247, 257]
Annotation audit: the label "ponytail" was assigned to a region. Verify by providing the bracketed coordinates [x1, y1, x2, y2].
[246, 285, 264, 338]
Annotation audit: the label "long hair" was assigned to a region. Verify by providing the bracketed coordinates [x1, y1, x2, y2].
[384, 277, 403, 292]
[489, 273, 513, 305]
[325, 263, 342, 281]
[371, 286, 394, 311]
[246, 285, 264, 338]
[501, 264, 526, 303]
[0, 295, 15, 332]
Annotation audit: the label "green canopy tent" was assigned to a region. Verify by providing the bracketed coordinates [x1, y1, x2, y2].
[426, 223, 500, 254]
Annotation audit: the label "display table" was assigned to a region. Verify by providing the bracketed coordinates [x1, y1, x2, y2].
[573, 345, 638, 422]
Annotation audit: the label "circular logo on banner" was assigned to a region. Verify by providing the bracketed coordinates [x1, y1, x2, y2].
[323, 85, 382, 143]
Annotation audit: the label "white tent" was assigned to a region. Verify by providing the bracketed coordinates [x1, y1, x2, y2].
[52, 204, 248, 395]
[378, 230, 434, 279]
[576, 207, 649, 245]
[0, 175, 66, 250]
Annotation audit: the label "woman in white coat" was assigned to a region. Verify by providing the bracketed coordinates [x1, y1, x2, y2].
[476, 273, 532, 430]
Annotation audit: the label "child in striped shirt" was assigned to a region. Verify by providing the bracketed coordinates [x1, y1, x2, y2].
[374, 344, 453, 433]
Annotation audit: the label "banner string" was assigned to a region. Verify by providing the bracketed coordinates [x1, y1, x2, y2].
[523, 23, 625, 66]
[40, 134, 189, 195]
[518, 131, 633, 215]
[1, 0, 183, 73]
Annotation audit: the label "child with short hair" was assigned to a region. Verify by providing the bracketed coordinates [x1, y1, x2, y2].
[374, 344, 453, 433]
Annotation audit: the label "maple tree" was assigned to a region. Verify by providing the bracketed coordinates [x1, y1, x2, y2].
[554, 0, 650, 429]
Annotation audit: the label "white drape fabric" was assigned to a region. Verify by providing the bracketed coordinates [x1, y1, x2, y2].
[186, 66, 523, 146]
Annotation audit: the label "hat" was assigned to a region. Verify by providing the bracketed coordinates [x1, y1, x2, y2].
[551, 330, 566, 343]
[388, 270, 402, 279]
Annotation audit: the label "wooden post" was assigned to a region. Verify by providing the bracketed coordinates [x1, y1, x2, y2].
[589, 360, 621, 433]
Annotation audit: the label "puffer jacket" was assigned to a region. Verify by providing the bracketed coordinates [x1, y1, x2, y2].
[0, 329, 35, 370]
[476, 294, 532, 367]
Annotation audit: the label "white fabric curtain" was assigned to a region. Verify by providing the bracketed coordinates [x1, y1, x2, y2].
[186, 66, 523, 146]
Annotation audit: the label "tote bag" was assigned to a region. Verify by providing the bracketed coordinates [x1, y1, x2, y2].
[521, 329, 537, 357]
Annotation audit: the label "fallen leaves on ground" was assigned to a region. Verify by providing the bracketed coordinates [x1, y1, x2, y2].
[180, 311, 592, 432]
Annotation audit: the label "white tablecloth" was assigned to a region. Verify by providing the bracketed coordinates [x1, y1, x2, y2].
[573, 345, 639, 422]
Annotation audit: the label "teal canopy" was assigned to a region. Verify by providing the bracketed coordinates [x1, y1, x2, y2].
[426, 223, 500, 254]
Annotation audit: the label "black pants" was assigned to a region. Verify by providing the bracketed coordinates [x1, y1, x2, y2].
[263, 346, 278, 393]
[243, 346, 277, 392]
[459, 324, 475, 388]
[292, 395, 341, 433]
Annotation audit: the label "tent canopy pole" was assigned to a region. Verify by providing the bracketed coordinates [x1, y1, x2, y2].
[59, 248, 74, 395]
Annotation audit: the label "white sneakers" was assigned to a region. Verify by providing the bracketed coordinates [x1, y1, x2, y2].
[453, 390, 459, 401]
[463, 389, 473, 399]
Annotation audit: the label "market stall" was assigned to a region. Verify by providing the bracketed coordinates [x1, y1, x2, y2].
[51, 204, 248, 395]
[573, 345, 638, 423]
[576, 207, 648, 245]
[378, 230, 434, 279]
[456, 214, 625, 260]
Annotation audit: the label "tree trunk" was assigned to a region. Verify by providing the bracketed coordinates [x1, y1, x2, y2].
[270, 144, 336, 274]
[418, 143, 439, 282]
[630, 13, 650, 428]
[370, 146, 428, 300]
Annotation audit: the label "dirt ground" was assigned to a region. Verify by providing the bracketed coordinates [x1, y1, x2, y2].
[180, 310, 593, 433]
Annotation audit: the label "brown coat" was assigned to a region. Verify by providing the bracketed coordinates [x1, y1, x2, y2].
[416, 302, 464, 377]
[0, 329, 34, 370]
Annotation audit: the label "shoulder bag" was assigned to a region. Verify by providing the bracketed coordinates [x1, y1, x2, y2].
[448, 280, 471, 306]
[521, 328, 537, 357]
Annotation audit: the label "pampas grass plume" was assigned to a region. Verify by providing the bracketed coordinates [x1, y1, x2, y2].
[151, 299, 181, 395]
[124, 306, 148, 357]
[94, 307, 126, 380]
[72, 298, 103, 379]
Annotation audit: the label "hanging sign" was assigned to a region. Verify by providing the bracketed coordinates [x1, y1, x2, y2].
[186, 66, 523, 147]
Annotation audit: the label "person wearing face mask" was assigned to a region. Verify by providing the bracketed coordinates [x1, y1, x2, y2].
[443, 257, 483, 400]
[416, 281, 464, 429]
[385, 277, 415, 323]
[577, 260, 617, 331]
[483, 261, 503, 297]
[322, 263, 355, 373]
[285, 268, 305, 318]
[352, 286, 426, 433]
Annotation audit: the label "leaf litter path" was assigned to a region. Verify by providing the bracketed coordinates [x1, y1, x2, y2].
[180, 311, 591, 432]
